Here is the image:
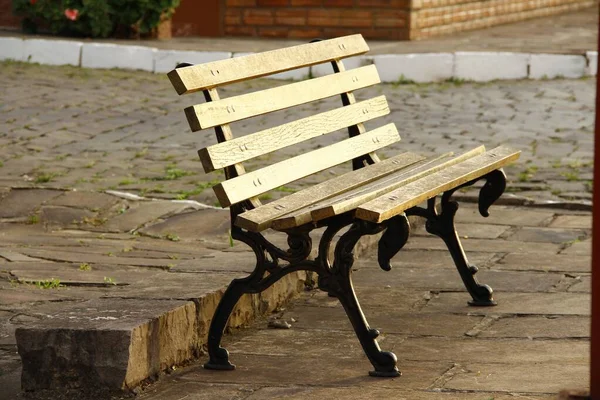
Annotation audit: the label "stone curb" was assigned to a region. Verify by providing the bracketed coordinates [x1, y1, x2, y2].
[0, 36, 597, 82]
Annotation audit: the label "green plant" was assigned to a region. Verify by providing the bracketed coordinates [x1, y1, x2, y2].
[518, 166, 538, 182]
[103, 276, 117, 285]
[561, 171, 579, 181]
[79, 263, 92, 271]
[35, 172, 58, 183]
[13, 0, 180, 38]
[165, 233, 180, 242]
[393, 74, 415, 86]
[33, 278, 61, 289]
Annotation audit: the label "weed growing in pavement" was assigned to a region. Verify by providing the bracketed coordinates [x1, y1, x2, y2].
[35, 173, 59, 183]
[145, 164, 195, 181]
[561, 171, 580, 181]
[165, 233, 180, 242]
[27, 214, 39, 224]
[175, 180, 220, 200]
[79, 263, 92, 271]
[33, 278, 61, 289]
[103, 276, 117, 285]
[392, 74, 415, 86]
[135, 148, 148, 158]
[518, 166, 538, 182]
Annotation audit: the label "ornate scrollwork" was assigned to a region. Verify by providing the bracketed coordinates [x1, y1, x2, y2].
[377, 214, 410, 272]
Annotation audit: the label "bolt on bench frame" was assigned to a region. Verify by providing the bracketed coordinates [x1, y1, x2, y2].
[168, 34, 520, 378]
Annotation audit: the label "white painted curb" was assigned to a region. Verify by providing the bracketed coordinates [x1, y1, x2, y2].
[81, 43, 154, 71]
[454, 52, 529, 82]
[23, 39, 82, 66]
[529, 54, 587, 79]
[373, 53, 453, 83]
[0, 37, 25, 61]
[1, 36, 596, 82]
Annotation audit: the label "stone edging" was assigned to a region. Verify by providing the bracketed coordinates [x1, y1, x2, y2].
[0, 36, 597, 83]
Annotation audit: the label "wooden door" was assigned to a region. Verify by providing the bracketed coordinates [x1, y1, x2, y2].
[171, 0, 221, 37]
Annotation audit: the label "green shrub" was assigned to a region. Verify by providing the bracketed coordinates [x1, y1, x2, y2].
[13, 0, 180, 38]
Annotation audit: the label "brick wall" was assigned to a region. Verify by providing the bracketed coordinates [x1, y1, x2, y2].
[0, 0, 20, 30]
[222, 0, 594, 41]
[224, 0, 412, 40]
[409, 0, 595, 39]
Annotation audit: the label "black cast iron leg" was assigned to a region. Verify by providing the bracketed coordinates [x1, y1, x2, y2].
[425, 199, 496, 306]
[203, 279, 247, 370]
[332, 275, 400, 377]
[319, 221, 400, 377]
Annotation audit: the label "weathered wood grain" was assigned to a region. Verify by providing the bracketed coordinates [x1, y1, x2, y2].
[235, 152, 425, 232]
[213, 123, 400, 207]
[198, 96, 390, 173]
[184, 65, 381, 131]
[356, 146, 521, 223]
[168, 35, 369, 94]
[307, 146, 486, 222]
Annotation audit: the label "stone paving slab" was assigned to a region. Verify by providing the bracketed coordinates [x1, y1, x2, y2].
[442, 363, 589, 393]
[0, 202, 591, 399]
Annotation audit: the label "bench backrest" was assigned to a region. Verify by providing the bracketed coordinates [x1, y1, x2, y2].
[168, 34, 399, 210]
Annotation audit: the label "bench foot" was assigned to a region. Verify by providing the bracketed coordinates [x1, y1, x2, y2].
[468, 299, 497, 307]
[369, 367, 402, 378]
[204, 352, 236, 371]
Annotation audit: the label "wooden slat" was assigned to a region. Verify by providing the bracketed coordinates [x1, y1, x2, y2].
[213, 123, 400, 208]
[184, 65, 381, 131]
[271, 153, 448, 230]
[235, 152, 426, 232]
[356, 146, 521, 223]
[168, 35, 369, 95]
[308, 146, 486, 223]
[198, 96, 390, 173]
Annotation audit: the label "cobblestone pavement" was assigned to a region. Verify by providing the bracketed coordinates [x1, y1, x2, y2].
[0, 62, 595, 207]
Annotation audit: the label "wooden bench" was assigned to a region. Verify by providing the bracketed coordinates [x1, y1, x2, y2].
[168, 34, 520, 378]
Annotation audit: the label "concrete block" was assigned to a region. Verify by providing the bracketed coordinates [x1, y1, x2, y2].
[82, 43, 154, 71]
[529, 54, 586, 79]
[374, 53, 453, 83]
[311, 56, 369, 77]
[0, 37, 24, 61]
[454, 52, 529, 82]
[586, 51, 597, 76]
[154, 49, 231, 73]
[23, 39, 82, 66]
[232, 52, 308, 80]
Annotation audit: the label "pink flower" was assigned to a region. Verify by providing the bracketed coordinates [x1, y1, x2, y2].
[64, 9, 79, 21]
